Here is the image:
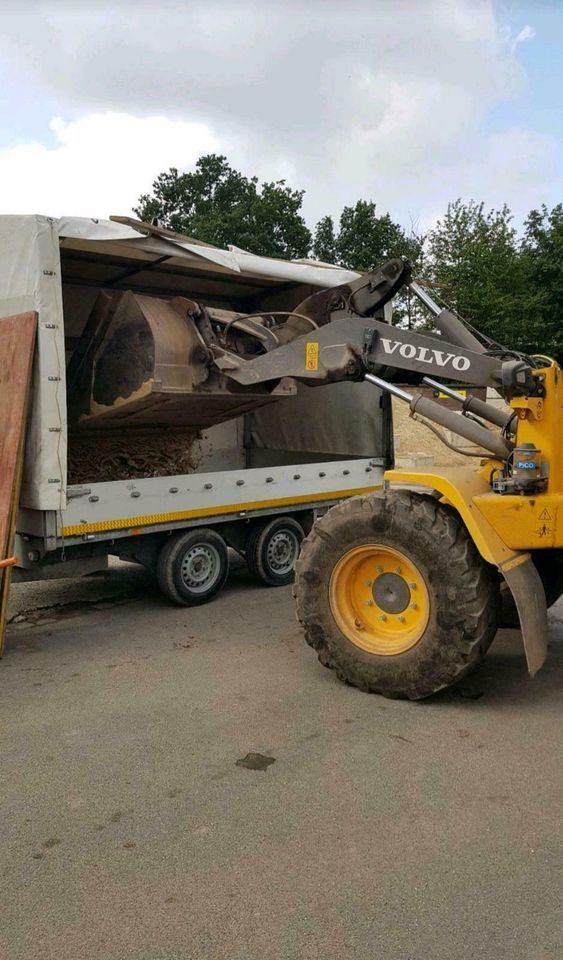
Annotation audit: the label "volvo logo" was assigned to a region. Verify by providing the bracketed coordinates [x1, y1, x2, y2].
[379, 337, 471, 373]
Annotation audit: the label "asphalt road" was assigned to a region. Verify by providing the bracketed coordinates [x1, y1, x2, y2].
[2, 562, 562, 960]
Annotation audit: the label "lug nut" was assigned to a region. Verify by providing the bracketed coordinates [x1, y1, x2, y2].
[366, 599, 374, 607]
[378, 614, 387, 622]
[354, 618, 365, 630]
[408, 582, 417, 589]
[395, 566, 402, 575]
[398, 615, 406, 623]
[410, 603, 417, 611]
[365, 580, 373, 587]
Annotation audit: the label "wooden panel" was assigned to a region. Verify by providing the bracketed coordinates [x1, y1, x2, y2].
[0, 311, 37, 656]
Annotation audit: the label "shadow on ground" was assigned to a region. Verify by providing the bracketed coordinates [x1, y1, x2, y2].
[5, 560, 563, 711]
[422, 619, 563, 710]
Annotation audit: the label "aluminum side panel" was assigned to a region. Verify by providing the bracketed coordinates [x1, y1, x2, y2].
[60, 459, 382, 537]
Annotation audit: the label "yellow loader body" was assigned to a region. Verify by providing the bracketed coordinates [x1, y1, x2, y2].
[385, 363, 563, 678]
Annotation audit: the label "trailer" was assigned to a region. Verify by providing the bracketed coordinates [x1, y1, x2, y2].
[0, 215, 391, 623]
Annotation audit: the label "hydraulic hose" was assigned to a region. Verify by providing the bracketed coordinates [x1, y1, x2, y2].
[365, 373, 511, 460]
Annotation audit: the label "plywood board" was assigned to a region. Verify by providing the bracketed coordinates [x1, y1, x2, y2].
[0, 311, 37, 655]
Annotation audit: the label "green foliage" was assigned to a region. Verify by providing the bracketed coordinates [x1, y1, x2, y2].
[135, 154, 311, 260]
[312, 215, 337, 263]
[335, 201, 407, 271]
[426, 199, 519, 336]
[425, 199, 563, 362]
[135, 158, 561, 360]
[519, 204, 563, 361]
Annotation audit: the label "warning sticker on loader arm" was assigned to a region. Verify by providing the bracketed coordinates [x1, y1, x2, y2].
[305, 342, 319, 371]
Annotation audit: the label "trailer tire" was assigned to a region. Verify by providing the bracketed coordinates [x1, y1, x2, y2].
[294, 491, 499, 699]
[157, 528, 229, 606]
[246, 517, 304, 586]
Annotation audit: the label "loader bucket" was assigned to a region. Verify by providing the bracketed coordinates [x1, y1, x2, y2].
[67, 291, 295, 431]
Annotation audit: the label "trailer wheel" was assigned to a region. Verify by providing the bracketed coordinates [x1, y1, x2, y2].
[294, 490, 499, 699]
[246, 517, 304, 586]
[157, 528, 229, 606]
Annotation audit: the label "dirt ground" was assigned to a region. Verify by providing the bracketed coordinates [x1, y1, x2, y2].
[1, 562, 562, 960]
[393, 397, 469, 467]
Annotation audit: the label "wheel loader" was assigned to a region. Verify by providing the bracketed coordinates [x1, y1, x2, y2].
[208, 257, 563, 698]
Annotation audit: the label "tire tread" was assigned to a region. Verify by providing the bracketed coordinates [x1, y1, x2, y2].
[294, 490, 499, 699]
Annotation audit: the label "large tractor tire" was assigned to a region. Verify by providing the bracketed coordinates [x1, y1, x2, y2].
[294, 490, 499, 700]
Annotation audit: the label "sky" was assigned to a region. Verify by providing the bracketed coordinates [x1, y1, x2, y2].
[0, 0, 561, 236]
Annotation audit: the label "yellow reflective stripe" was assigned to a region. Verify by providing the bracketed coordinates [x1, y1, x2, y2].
[499, 553, 531, 573]
[61, 485, 381, 536]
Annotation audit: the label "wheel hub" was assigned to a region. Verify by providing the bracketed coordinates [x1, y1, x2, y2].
[372, 572, 411, 614]
[266, 530, 299, 575]
[181, 544, 220, 592]
[329, 544, 430, 656]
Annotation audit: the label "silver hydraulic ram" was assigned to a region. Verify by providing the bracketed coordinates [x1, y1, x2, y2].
[421, 376, 515, 433]
[364, 373, 512, 460]
[409, 280, 487, 354]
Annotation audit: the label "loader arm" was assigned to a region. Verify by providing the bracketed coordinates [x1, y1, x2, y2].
[212, 258, 534, 407]
[212, 313, 505, 390]
[212, 258, 534, 461]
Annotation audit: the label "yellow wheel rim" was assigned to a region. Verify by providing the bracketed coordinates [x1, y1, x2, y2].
[329, 544, 430, 656]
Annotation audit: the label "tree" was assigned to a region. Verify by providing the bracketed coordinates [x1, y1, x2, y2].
[519, 204, 563, 362]
[312, 215, 337, 263]
[135, 159, 561, 360]
[334, 200, 408, 271]
[135, 154, 311, 259]
[396, 223, 427, 330]
[425, 199, 525, 347]
[424, 199, 563, 362]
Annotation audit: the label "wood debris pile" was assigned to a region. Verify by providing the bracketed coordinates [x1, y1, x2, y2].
[68, 427, 202, 484]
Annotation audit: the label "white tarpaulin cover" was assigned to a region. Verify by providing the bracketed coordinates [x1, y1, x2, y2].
[56, 216, 360, 285]
[0, 216, 66, 511]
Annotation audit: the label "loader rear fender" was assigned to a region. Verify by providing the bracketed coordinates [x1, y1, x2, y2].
[384, 467, 548, 676]
[499, 556, 548, 676]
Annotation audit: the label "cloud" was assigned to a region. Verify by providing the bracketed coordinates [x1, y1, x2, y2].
[3, 1, 520, 141]
[0, 112, 217, 217]
[0, 1, 558, 230]
[416, 127, 557, 232]
[511, 24, 536, 51]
